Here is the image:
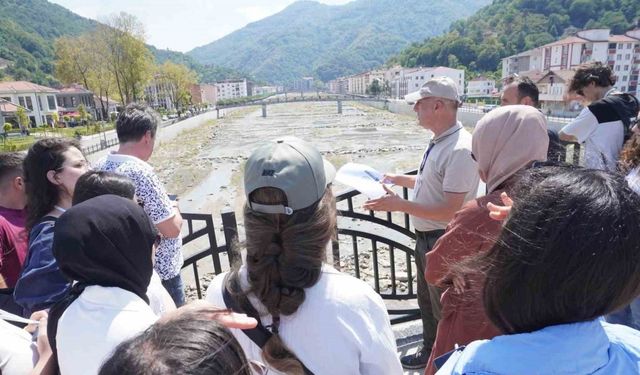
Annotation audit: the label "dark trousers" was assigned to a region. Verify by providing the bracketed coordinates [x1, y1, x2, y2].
[161, 273, 186, 307]
[415, 229, 445, 348]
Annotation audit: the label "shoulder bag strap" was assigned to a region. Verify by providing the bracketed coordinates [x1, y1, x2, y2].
[222, 283, 315, 375]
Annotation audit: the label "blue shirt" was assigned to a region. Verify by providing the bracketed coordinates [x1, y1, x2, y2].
[438, 320, 640, 374]
[13, 218, 71, 315]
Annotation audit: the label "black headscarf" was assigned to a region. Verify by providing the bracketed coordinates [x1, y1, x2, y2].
[48, 194, 157, 362]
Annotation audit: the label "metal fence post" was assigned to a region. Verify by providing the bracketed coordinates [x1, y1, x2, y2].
[221, 209, 239, 265]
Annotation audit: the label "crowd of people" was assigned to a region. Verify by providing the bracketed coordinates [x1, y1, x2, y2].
[0, 59, 639, 375]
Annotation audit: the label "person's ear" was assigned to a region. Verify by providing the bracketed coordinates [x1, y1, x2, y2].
[13, 176, 25, 191]
[46, 170, 61, 186]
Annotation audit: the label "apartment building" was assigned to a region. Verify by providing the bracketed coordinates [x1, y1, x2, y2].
[467, 76, 496, 97]
[390, 66, 465, 99]
[216, 79, 249, 100]
[502, 28, 640, 96]
[0, 81, 59, 127]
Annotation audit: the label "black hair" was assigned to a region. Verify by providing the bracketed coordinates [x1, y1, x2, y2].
[98, 309, 251, 375]
[0, 152, 24, 188]
[481, 167, 640, 334]
[72, 171, 136, 205]
[569, 61, 616, 93]
[23, 138, 82, 230]
[514, 77, 540, 108]
[116, 103, 159, 143]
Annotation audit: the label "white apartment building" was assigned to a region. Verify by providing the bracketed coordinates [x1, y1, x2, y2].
[502, 28, 640, 97]
[0, 81, 59, 127]
[346, 70, 386, 95]
[216, 79, 249, 100]
[144, 77, 175, 112]
[467, 76, 496, 97]
[390, 66, 465, 99]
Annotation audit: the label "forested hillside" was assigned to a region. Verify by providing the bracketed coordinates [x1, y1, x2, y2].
[390, 0, 640, 74]
[188, 0, 491, 84]
[0, 0, 247, 85]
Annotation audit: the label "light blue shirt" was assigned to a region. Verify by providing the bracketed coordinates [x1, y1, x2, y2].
[438, 320, 640, 374]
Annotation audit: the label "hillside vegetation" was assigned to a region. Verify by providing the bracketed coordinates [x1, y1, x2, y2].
[390, 0, 640, 74]
[188, 0, 491, 83]
[0, 0, 246, 85]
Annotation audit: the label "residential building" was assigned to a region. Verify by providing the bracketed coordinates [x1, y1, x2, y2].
[189, 84, 217, 106]
[0, 81, 59, 127]
[93, 95, 119, 120]
[144, 77, 175, 112]
[467, 76, 496, 97]
[502, 28, 640, 97]
[345, 70, 386, 95]
[216, 79, 249, 100]
[56, 84, 96, 118]
[253, 86, 280, 95]
[535, 70, 583, 115]
[501, 48, 544, 79]
[0, 98, 22, 128]
[292, 77, 314, 92]
[390, 66, 465, 99]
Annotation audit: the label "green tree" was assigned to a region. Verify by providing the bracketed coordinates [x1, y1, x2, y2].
[367, 79, 382, 97]
[157, 61, 197, 111]
[16, 107, 29, 131]
[569, 0, 596, 28]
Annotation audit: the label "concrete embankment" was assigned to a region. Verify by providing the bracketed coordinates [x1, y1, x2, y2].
[361, 99, 573, 132]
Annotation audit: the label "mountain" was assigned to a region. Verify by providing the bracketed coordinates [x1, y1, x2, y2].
[187, 0, 491, 84]
[0, 0, 97, 86]
[0, 0, 247, 86]
[390, 0, 640, 74]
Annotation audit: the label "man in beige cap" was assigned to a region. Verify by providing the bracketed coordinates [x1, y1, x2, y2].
[364, 76, 479, 369]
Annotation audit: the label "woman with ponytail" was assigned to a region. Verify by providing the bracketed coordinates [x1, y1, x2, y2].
[206, 137, 402, 374]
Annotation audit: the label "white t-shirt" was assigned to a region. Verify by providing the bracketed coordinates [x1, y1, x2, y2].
[412, 122, 479, 231]
[561, 92, 625, 171]
[56, 286, 158, 375]
[0, 319, 36, 375]
[626, 166, 640, 195]
[206, 265, 403, 375]
[147, 270, 176, 316]
[95, 153, 183, 280]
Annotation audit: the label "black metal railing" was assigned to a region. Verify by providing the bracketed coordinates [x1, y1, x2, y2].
[180, 142, 583, 323]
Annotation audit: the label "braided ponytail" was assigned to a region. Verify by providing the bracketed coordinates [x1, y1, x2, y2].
[226, 186, 336, 373]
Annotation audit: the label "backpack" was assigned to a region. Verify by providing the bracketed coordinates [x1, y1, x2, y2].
[595, 93, 640, 142]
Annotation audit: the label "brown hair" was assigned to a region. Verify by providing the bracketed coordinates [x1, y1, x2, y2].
[568, 61, 616, 93]
[619, 132, 640, 173]
[226, 187, 336, 374]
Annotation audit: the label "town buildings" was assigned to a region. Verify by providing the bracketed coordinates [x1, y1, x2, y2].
[327, 66, 465, 99]
[216, 79, 250, 100]
[144, 76, 175, 112]
[0, 81, 59, 127]
[389, 66, 465, 99]
[501, 28, 640, 114]
[189, 84, 217, 107]
[466, 76, 496, 97]
[57, 84, 97, 118]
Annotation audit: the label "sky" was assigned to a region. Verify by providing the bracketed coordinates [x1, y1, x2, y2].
[49, 0, 354, 53]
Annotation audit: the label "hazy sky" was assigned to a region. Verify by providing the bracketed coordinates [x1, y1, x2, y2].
[49, 0, 354, 52]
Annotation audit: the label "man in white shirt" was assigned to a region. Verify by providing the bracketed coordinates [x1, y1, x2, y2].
[559, 62, 639, 171]
[94, 104, 185, 306]
[364, 77, 479, 369]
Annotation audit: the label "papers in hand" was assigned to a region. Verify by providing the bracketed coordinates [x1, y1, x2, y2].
[335, 163, 387, 199]
[0, 309, 38, 325]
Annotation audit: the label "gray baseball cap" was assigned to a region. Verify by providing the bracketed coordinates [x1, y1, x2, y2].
[244, 137, 336, 215]
[405, 76, 461, 105]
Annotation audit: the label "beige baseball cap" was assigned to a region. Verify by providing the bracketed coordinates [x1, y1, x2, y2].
[405, 76, 461, 105]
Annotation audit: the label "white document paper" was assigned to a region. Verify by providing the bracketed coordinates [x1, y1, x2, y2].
[0, 309, 38, 325]
[335, 163, 387, 199]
